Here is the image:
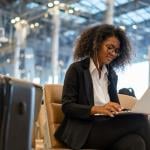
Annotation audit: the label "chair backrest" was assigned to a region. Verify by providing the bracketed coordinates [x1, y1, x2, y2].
[118, 94, 137, 109]
[44, 84, 66, 149]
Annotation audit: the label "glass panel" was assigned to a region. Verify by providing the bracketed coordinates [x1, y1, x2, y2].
[115, 0, 133, 6]
[116, 14, 134, 25]
[86, 0, 106, 11]
[60, 12, 87, 24]
[136, 7, 150, 20]
[26, 2, 39, 9]
[70, 1, 100, 14]
[127, 12, 144, 23]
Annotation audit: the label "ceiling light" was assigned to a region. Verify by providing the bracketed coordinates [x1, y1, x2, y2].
[54, 0, 60, 5]
[74, 7, 79, 11]
[68, 9, 74, 14]
[11, 19, 16, 24]
[119, 25, 126, 30]
[35, 22, 39, 27]
[6, 59, 10, 63]
[30, 24, 34, 29]
[15, 17, 20, 22]
[48, 2, 54, 8]
[132, 24, 137, 29]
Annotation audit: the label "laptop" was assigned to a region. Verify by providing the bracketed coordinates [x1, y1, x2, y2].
[120, 87, 150, 115]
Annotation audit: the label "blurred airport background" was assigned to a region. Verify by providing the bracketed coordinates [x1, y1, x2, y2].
[0, 0, 150, 98]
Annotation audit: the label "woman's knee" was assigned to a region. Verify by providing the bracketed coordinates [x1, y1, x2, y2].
[112, 134, 146, 150]
[133, 134, 146, 150]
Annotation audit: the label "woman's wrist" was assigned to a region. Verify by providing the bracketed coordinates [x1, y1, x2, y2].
[91, 106, 95, 115]
[91, 105, 102, 115]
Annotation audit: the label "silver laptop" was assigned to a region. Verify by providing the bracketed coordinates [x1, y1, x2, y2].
[120, 87, 150, 115]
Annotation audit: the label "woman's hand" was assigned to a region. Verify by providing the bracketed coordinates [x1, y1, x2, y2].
[91, 102, 122, 117]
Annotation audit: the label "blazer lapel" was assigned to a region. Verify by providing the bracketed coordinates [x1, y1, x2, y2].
[81, 58, 94, 105]
[83, 69, 94, 105]
[107, 67, 119, 103]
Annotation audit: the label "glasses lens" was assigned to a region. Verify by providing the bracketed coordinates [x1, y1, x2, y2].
[106, 44, 120, 56]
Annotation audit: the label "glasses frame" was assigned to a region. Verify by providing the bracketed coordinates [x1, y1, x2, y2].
[105, 44, 120, 57]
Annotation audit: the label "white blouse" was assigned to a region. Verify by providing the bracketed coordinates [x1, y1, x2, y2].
[89, 59, 110, 106]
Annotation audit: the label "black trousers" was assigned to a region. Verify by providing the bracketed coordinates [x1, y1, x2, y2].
[82, 114, 150, 150]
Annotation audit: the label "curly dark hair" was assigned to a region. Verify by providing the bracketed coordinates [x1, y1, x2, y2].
[73, 24, 132, 69]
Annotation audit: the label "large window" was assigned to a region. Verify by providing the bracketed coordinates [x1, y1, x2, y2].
[117, 61, 149, 99]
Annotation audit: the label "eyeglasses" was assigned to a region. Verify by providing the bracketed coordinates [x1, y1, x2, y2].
[105, 44, 120, 56]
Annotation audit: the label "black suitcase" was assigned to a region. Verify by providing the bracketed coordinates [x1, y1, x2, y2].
[0, 75, 43, 150]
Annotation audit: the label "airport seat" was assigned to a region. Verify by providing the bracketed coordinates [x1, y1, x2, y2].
[44, 84, 68, 149]
[43, 84, 138, 149]
[33, 103, 50, 150]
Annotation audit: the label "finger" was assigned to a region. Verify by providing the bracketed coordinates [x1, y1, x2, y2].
[109, 102, 122, 111]
[109, 102, 120, 107]
[103, 109, 114, 117]
[111, 105, 121, 112]
[105, 103, 120, 112]
[106, 106, 117, 113]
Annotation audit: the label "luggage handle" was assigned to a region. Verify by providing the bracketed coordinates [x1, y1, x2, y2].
[17, 102, 26, 115]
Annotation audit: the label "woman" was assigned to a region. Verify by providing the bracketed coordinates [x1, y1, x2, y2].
[55, 24, 150, 150]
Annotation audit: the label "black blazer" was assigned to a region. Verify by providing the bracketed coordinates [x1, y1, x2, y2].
[55, 57, 119, 149]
